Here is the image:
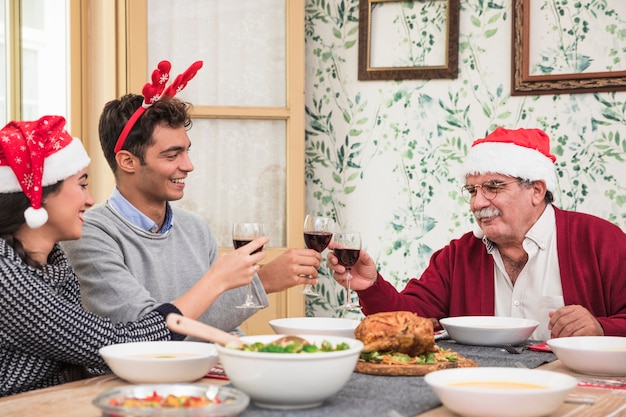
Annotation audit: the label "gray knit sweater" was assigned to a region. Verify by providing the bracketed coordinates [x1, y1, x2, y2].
[62, 202, 267, 334]
[0, 240, 181, 396]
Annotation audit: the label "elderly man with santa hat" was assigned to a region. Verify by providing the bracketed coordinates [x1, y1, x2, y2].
[327, 127, 626, 341]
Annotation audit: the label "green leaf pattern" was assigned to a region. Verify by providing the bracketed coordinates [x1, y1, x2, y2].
[304, 0, 626, 319]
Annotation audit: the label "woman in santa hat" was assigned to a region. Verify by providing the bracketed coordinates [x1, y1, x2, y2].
[0, 115, 264, 396]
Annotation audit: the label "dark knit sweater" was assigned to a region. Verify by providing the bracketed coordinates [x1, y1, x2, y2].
[0, 240, 182, 397]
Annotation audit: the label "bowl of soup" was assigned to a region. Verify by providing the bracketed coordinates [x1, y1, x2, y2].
[547, 336, 626, 376]
[439, 316, 539, 346]
[215, 334, 362, 410]
[99, 341, 218, 383]
[425, 367, 577, 417]
[269, 317, 360, 338]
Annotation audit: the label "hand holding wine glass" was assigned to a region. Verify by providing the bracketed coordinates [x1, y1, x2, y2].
[332, 231, 362, 311]
[299, 215, 333, 296]
[232, 222, 265, 309]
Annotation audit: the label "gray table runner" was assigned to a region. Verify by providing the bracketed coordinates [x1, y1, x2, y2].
[237, 340, 557, 417]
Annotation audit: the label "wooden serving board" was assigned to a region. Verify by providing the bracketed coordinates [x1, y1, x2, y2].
[354, 354, 478, 376]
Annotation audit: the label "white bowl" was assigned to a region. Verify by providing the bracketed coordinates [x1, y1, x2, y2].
[99, 341, 218, 383]
[269, 317, 360, 338]
[440, 316, 539, 346]
[547, 336, 626, 376]
[93, 384, 249, 416]
[425, 367, 577, 417]
[215, 334, 362, 409]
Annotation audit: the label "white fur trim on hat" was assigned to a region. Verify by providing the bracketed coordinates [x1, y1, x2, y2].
[0, 137, 91, 193]
[460, 142, 558, 194]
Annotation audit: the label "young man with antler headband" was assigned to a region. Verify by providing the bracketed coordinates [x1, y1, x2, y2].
[62, 61, 322, 334]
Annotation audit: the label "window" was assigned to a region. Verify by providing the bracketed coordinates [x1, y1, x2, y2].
[0, 0, 70, 125]
[146, 0, 293, 248]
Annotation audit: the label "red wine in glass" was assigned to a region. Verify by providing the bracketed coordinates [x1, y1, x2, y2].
[299, 215, 333, 296]
[333, 248, 360, 268]
[303, 231, 332, 252]
[332, 231, 362, 311]
[233, 239, 264, 254]
[232, 222, 264, 309]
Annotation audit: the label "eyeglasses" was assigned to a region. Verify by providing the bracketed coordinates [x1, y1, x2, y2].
[460, 179, 519, 203]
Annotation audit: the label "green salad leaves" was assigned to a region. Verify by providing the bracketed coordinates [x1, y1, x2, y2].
[242, 340, 351, 353]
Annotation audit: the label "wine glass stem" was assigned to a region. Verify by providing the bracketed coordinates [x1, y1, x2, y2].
[345, 268, 352, 304]
[245, 284, 254, 303]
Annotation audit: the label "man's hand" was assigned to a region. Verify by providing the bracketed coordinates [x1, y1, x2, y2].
[548, 304, 604, 338]
[258, 248, 322, 293]
[206, 236, 268, 293]
[326, 244, 378, 291]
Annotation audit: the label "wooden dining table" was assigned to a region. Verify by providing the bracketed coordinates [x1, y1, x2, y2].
[2, 347, 625, 417]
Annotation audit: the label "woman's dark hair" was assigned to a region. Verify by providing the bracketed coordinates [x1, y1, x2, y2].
[0, 181, 63, 268]
[98, 94, 192, 174]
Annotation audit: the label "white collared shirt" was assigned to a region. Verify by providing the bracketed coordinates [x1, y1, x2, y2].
[491, 204, 564, 340]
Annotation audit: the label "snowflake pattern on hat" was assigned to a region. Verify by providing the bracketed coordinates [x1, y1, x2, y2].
[0, 115, 90, 228]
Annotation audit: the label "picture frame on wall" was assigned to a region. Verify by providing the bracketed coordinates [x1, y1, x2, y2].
[511, 0, 626, 95]
[358, 0, 459, 81]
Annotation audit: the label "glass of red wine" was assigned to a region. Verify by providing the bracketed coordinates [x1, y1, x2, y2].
[232, 222, 264, 309]
[299, 215, 333, 296]
[332, 231, 362, 311]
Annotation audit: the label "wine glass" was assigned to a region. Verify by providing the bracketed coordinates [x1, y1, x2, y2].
[232, 222, 265, 309]
[299, 215, 333, 296]
[333, 231, 362, 311]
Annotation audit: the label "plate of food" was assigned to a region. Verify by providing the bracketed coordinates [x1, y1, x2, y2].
[215, 334, 362, 409]
[353, 311, 478, 376]
[93, 384, 249, 416]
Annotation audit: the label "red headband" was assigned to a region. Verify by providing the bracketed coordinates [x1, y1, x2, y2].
[114, 60, 203, 154]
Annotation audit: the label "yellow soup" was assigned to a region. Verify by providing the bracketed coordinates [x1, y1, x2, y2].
[449, 381, 548, 390]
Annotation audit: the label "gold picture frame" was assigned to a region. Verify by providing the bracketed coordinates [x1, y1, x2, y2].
[511, 0, 626, 95]
[358, 0, 459, 81]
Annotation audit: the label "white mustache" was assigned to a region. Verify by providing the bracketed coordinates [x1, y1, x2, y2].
[474, 207, 501, 220]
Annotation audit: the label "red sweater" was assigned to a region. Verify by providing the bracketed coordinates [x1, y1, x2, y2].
[358, 207, 626, 336]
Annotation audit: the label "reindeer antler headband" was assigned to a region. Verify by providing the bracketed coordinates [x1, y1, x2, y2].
[114, 60, 204, 154]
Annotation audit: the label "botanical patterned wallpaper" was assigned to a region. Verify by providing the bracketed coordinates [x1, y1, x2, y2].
[303, 0, 626, 318]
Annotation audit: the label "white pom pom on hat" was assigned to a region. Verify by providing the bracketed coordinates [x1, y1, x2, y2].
[0, 115, 91, 229]
[24, 207, 49, 229]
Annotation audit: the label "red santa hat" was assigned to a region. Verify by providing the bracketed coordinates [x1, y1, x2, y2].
[461, 127, 558, 195]
[0, 115, 90, 228]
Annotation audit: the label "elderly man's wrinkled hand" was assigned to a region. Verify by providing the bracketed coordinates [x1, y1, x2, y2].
[326, 244, 378, 291]
[548, 304, 604, 338]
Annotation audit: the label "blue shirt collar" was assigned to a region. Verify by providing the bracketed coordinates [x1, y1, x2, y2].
[108, 187, 174, 233]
